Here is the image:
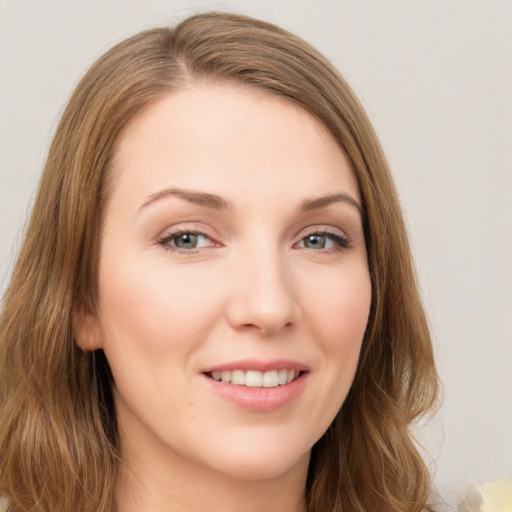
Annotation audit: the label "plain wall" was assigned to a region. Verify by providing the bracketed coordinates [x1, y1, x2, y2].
[1, 1, 511, 510]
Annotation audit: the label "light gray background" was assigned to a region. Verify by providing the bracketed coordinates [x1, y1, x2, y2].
[1, 1, 511, 510]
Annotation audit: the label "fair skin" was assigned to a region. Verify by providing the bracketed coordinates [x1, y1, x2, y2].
[76, 84, 371, 512]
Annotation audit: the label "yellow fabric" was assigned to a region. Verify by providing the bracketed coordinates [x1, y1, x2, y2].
[460, 479, 512, 512]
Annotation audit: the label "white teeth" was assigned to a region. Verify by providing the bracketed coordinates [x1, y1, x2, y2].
[277, 369, 288, 385]
[231, 370, 245, 385]
[245, 370, 262, 387]
[210, 369, 300, 387]
[262, 370, 278, 388]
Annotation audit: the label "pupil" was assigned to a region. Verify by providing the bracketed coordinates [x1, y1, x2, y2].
[306, 235, 325, 249]
[177, 233, 197, 248]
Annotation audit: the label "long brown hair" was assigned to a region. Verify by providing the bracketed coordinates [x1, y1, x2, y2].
[0, 12, 439, 512]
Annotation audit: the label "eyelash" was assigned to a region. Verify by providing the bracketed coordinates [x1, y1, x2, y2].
[156, 228, 351, 254]
[298, 228, 352, 252]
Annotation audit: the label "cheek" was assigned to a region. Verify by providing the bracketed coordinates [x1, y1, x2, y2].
[291, 264, 371, 441]
[97, 254, 225, 362]
[303, 263, 371, 404]
[305, 265, 372, 353]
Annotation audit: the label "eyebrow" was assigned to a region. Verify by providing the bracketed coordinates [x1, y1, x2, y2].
[299, 193, 362, 215]
[140, 187, 233, 210]
[140, 187, 362, 215]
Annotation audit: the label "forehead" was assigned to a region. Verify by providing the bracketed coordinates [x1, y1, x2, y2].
[109, 84, 360, 209]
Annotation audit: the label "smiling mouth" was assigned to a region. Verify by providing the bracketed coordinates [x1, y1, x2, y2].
[205, 369, 303, 388]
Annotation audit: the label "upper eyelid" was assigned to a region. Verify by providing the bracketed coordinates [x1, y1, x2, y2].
[156, 223, 218, 241]
[158, 224, 347, 237]
[300, 225, 345, 234]
[297, 225, 348, 239]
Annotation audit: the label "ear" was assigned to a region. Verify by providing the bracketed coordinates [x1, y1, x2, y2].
[72, 305, 104, 351]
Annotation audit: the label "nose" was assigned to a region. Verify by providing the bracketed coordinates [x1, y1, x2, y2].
[225, 245, 301, 337]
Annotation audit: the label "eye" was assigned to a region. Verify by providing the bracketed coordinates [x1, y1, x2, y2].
[157, 231, 215, 252]
[296, 230, 351, 251]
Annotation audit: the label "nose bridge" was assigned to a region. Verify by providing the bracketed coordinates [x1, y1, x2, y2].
[226, 235, 300, 335]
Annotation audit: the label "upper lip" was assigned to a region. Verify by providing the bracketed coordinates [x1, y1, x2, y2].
[201, 359, 310, 373]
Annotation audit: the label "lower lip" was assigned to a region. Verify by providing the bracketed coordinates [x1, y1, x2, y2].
[202, 372, 308, 412]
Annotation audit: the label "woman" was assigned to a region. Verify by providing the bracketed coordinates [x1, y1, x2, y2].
[0, 12, 439, 512]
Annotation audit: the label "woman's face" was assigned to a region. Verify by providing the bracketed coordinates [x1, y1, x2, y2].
[80, 84, 371, 482]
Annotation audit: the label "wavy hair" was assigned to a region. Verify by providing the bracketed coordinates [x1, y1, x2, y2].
[0, 12, 439, 512]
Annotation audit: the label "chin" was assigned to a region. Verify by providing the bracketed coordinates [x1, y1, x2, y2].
[207, 450, 310, 483]
[194, 432, 312, 482]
